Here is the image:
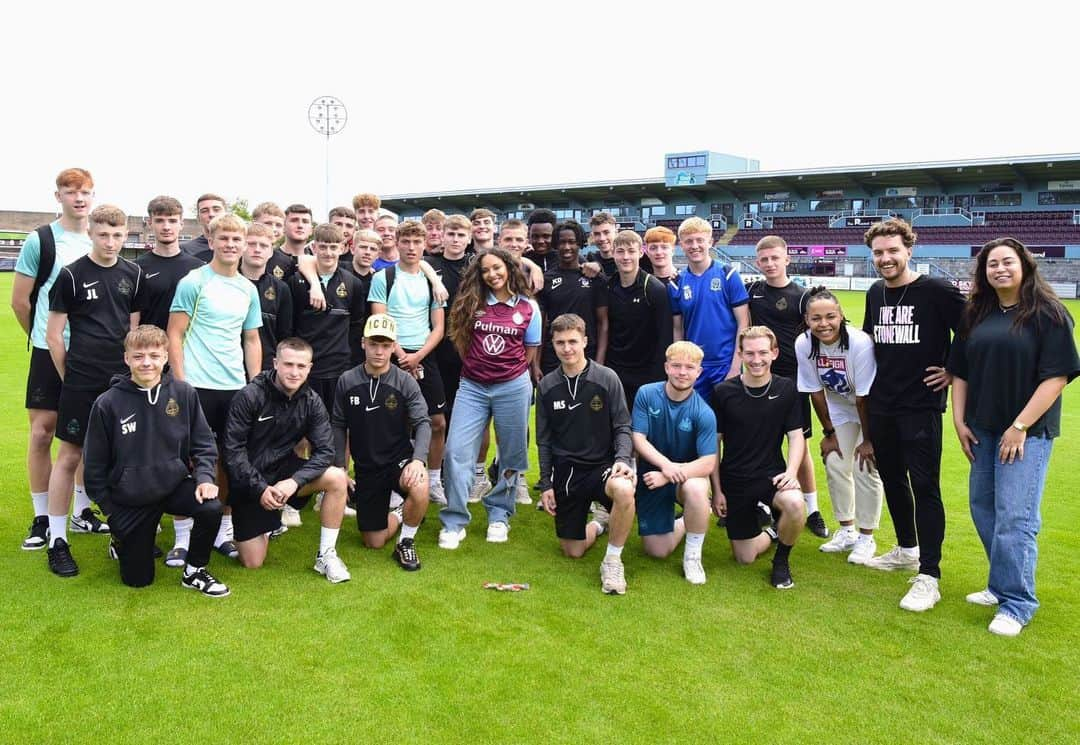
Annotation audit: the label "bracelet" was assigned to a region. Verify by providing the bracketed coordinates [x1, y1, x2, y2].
[822, 427, 836, 437]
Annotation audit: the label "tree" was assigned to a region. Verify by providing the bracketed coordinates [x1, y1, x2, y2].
[230, 198, 251, 221]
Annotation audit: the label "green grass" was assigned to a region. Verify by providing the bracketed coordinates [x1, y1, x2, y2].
[0, 279, 1077, 744]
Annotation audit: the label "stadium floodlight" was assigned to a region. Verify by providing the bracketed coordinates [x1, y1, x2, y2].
[308, 96, 347, 217]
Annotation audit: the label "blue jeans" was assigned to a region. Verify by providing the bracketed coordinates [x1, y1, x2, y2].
[441, 372, 532, 532]
[968, 425, 1053, 625]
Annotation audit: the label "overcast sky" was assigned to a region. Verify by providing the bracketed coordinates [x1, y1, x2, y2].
[5, 0, 1077, 217]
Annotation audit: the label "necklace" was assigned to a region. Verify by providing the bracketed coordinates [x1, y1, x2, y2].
[999, 302, 1019, 313]
[741, 376, 774, 399]
[882, 279, 912, 310]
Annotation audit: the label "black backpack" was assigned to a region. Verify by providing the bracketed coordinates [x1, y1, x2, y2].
[26, 225, 56, 350]
[384, 264, 434, 329]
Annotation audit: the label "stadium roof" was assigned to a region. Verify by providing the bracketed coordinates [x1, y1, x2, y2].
[382, 152, 1080, 212]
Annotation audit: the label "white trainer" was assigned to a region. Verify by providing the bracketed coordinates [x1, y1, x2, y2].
[486, 522, 510, 543]
[820, 527, 858, 553]
[438, 527, 466, 550]
[899, 573, 940, 612]
[600, 555, 627, 595]
[281, 505, 302, 528]
[314, 547, 351, 583]
[468, 474, 491, 503]
[988, 613, 1023, 637]
[430, 479, 448, 506]
[683, 556, 706, 585]
[966, 589, 999, 606]
[865, 544, 920, 572]
[515, 480, 532, 505]
[847, 535, 877, 565]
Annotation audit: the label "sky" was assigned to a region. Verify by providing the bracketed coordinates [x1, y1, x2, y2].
[4, 0, 1077, 217]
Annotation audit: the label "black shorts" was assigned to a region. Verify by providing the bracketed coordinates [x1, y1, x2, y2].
[26, 346, 62, 411]
[194, 388, 239, 448]
[722, 476, 778, 541]
[308, 375, 339, 417]
[401, 350, 446, 417]
[552, 462, 613, 541]
[56, 385, 107, 446]
[231, 454, 307, 542]
[434, 340, 462, 416]
[354, 458, 410, 532]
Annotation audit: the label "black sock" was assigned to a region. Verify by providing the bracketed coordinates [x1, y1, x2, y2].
[774, 541, 792, 565]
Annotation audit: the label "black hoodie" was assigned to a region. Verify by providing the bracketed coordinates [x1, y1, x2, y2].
[223, 370, 334, 499]
[83, 372, 217, 514]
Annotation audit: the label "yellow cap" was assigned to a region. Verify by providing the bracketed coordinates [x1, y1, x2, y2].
[363, 313, 397, 340]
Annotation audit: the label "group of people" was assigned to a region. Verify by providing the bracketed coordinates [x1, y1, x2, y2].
[12, 168, 1077, 637]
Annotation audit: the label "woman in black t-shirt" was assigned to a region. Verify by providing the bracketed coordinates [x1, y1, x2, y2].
[948, 237, 1079, 637]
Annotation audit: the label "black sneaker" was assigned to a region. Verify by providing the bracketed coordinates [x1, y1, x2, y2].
[770, 561, 794, 590]
[806, 511, 830, 538]
[22, 516, 49, 550]
[214, 540, 239, 559]
[181, 567, 230, 597]
[393, 538, 421, 571]
[70, 507, 110, 534]
[47, 538, 79, 577]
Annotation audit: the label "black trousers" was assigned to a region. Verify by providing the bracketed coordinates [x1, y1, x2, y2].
[110, 479, 223, 588]
[868, 410, 945, 578]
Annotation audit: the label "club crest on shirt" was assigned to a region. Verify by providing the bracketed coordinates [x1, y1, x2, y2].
[511, 311, 524, 325]
[590, 395, 603, 412]
[678, 417, 693, 432]
[776, 296, 788, 311]
[385, 393, 398, 411]
[264, 286, 276, 301]
[683, 286, 692, 300]
[273, 265, 285, 279]
[66, 419, 80, 436]
[710, 278, 722, 291]
[117, 277, 134, 296]
[165, 398, 180, 417]
[336, 282, 347, 298]
[579, 277, 591, 288]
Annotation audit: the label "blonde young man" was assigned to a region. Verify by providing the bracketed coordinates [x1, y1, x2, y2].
[669, 217, 750, 397]
[13, 168, 95, 550]
[630, 341, 717, 585]
[745, 236, 826, 539]
[342, 228, 380, 365]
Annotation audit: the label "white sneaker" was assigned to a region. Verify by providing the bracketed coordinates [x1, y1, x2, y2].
[847, 535, 877, 565]
[865, 545, 919, 572]
[314, 547, 351, 584]
[515, 480, 532, 505]
[592, 502, 611, 533]
[683, 556, 706, 585]
[281, 505, 302, 528]
[314, 491, 356, 518]
[988, 613, 1023, 637]
[820, 527, 858, 553]
[468, 474, 491, 503]
[899, 573, 940, 612]
[966, 589, 999, 607]
[600, 555, 626, 595]
[486, 522, 510, 543]
[438, 527, 466, 550]
[430, 479, 448, 506]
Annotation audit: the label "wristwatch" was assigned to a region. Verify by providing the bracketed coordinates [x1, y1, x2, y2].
[822, 427, 836, 437]
[1011, 420, 1028, 432]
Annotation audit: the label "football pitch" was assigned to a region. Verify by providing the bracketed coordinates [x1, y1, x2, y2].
[0, 276, 1077, 744]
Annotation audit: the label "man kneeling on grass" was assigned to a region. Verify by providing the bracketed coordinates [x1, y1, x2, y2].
[223, 337, 351, 583]
[536, 314, 636, 595]
[710, 326, 806, 589]
[83, 325, 228, 596]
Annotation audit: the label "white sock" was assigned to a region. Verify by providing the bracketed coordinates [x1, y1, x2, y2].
[400, 523, 418, 542]
[588, 519, 605, 537]
[684, 531, 705, 560]
[48, 515, 68, 547]
[173, 517, 193, 550]
[803, 491, 819, 514]
[73, 485, 91, 515]
[429, 468, 441, 485]
[605, 543, 624, 559]
[319, 526, 339, 555]
[215, 514, 232, 546]
[31, 491, 49, 517]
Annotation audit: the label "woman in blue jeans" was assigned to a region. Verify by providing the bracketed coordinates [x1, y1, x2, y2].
[948, 237, 1078, 637]
[437, 249, 542, 549]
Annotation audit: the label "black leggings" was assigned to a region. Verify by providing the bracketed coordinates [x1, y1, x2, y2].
[869, 410, 945, 578]
[109, 479, 223, 588]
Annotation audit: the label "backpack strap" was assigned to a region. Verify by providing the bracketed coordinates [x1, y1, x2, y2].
[385, 264, 434, 328]
[26, 225, 56, 350]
